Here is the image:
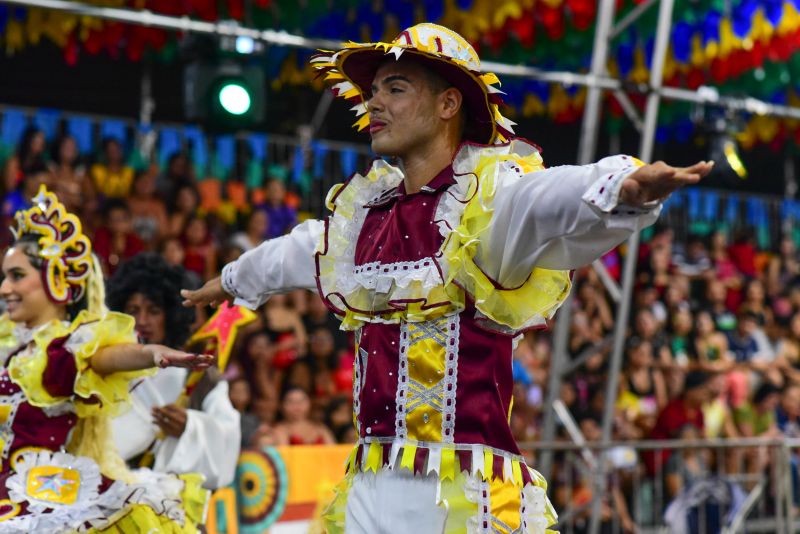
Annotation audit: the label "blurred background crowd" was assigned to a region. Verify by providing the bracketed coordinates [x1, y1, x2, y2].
[5, 119, 800, 532]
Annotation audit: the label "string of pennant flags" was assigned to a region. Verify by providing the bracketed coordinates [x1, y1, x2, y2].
[4, 1, 800, 148]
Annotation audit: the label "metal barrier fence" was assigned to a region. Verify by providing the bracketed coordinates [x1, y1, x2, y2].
[518, 437, 800, 534]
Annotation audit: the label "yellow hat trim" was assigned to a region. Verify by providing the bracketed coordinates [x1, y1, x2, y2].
[310, 23, 515, 145]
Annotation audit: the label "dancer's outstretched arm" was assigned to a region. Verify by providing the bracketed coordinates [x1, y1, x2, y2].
[475, 157, 712, 289]
[90, 343, 213, 375]
[182, 219, 324, 309]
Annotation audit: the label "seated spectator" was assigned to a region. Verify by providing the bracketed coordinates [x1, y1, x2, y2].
[664, 304, 695, 396]
[1, 161, 52, 224]
[641, 243, 673, 297]
[729, 228, 758, 279]
[739, 278, 774, 330]
[554, 413, 638, 534]
[617, 338, 667, 436]
[575, 277, 614, 334]
[167, 183, 201, 238]
[635, 283, 669, 325]
[229, 377, 262, 448]
[92, 199, 144, 275]
[182, 214, 217, 281]
[726, 311, 760, 364]
[263, 293, 308, 369]
[777, 312, 800, 386]
[273, 386, 335, 446]
[3, 126, 46, 192]
[634, 306, 671, 363]
[704, 278, 738, 332]
[767, 235, 800, 298]
[664, 425, 711, 501]
[692, 310, 733, 373]
[735, 382, 780, 438]
[49, 134, 93, 214]
[304, 291, 349, 353]
[324, 397, 356, 444]
[668, 305, 696, 365]
[235, 330, 280, 405]
[709, 230, 744, 312]
[230, 209, 268, 252]
[258, 177, 297, 238]
[776, 384, 800, 505]
[673, 234, 713, 279]
[128, 165, 168, 244]
[157, 150, 195, 200]
[776, 383, 800, 437]
[646, 371, 712, 476]
[159, 236, 202, 289]
[702, 372, 738, 439]
[90, 137, 134, 199]
[309, 326, 339, 388]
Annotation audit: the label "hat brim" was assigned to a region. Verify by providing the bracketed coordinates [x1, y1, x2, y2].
[337, 47, 497, 145]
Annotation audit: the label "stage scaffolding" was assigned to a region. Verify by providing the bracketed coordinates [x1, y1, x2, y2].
[3, 1, 800, 531]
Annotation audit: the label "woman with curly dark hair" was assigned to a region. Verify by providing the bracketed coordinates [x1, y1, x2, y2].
[108, 252, 240, 489]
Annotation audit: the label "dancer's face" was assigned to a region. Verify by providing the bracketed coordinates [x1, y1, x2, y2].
[124, 292, 166, 344]
[366, 60, 459, 158]
[0, 246, 57, 327]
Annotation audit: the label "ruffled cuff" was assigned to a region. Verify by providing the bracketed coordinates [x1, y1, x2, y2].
[221, 262, 245, 304]
[65, 311, 152, 418]
[581, 155, 658, 214]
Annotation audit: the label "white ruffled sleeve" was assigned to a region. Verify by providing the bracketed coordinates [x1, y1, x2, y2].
[476, 155, 661, 288]
[154, 380, 241, 489]
[221, 219, 324, 309]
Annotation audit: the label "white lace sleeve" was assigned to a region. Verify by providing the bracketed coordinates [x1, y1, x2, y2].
[476, 155, 661, 288]
[221, 219, 324, 309]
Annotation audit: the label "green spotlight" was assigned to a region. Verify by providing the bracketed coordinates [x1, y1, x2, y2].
[218, 82, 252, 115]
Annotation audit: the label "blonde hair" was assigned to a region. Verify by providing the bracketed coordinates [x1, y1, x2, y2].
[67, 255, 135, 482]
[85, 254, 109, 317]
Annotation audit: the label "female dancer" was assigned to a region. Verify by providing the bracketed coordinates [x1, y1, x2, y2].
[0, 186, 211, 533]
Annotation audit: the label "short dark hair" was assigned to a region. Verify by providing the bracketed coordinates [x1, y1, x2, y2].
[102, 198, 130, 218]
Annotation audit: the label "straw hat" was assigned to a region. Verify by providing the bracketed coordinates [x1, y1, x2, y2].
[311, 23, 515, 145]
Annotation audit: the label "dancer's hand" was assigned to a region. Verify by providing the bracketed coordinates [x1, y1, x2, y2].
[621, 160, 714, 206]
[147, 345, 214, 369]
[152, 404, 188, 437]
[181, 276, 230, 308]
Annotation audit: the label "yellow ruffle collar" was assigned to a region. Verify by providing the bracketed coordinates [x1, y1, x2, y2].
[315, 138, 571, 333]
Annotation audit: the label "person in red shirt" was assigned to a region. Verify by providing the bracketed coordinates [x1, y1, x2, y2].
[93, 199, 145, 276]
[646, 371, 714, 476]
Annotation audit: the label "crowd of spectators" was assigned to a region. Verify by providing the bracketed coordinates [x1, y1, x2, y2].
[5, 125, 800, 531]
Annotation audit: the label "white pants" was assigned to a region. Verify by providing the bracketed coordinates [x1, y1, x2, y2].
[345, 470, 448, 534]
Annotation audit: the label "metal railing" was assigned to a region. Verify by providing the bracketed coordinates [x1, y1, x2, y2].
[518, 437, 800, 533]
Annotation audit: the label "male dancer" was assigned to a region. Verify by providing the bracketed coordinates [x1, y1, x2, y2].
[183, 23, 712, 534]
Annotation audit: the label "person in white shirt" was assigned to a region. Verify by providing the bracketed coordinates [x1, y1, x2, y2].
[109, 253, 240, 489]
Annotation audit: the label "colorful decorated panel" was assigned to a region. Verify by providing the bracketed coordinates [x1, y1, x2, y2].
[206, 445, 353, 534]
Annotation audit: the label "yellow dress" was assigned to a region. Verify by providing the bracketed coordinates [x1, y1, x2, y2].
[0, 312, 208, 533]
